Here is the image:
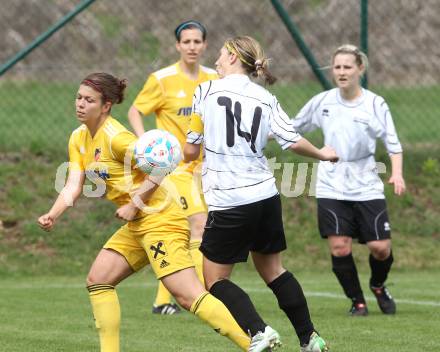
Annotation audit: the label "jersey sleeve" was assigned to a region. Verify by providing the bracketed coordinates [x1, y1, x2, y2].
[372, 96, 403, 154]
[291, 95, 321, 134]
[186, 84, 205, 144]
[270, 96, 302, 150]
[132, 74, 164, 116]
[110, 131, 137, 167]
[68, 132, 85, 171]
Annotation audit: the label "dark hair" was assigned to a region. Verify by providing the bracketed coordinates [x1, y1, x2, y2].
[224, 36, 277, 85]
[81, 73, 127, 105]
[174, 20, 207, 41]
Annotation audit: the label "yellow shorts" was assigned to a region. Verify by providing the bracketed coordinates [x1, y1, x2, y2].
[168, 166, 207, 217]
[104, 219, 193, 279]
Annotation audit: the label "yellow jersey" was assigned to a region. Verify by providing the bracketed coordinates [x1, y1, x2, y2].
[68, 116, 188, 233]
[133, 62, 218, 171]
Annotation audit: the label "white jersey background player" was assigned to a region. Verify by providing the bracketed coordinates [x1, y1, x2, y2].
[185, 35, 337, 352]
[292, 44, 406, 317]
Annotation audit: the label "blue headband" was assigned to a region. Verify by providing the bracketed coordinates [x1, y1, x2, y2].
[175, 21, 206, 40]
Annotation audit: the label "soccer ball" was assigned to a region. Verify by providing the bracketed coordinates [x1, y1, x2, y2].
[134, 129, 182, 176]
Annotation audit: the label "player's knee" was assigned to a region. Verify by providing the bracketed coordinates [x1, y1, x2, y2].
[173, 293, 192, 310]
[86, 272, 111, 287]
[330, 244, 351, 257]
[370, 246, 390, 260]
[86, 274, 98, 287]
[368, 240, 391, 260]
[328, 236, 351, 257]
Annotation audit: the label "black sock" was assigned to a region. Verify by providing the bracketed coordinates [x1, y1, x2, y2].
[210, 279, 266, 336]
[369, 251, 394, 287]
[267, 271, 314, 346]
[332, 254, 365, 304]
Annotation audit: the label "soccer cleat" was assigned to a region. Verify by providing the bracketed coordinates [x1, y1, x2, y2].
[248, 326, 282, 352]
[370, 285, 396, 314]
[300, 331, 329, 352]
[349, 302, 368, 316]
[152, 303, 181, 315]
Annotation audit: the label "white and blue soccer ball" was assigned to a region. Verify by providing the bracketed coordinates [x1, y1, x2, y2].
[134, 129, 181, 177]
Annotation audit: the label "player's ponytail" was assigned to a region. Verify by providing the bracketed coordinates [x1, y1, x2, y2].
[81, 73, 128, 106]
[225, 36, 277, 85]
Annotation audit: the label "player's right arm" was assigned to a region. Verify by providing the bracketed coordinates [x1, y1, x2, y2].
[289, 139, 339, 162]
[127, 105, 145, 137]
[38, 132, 86, 231]
[38, 170, 85, 231]
[269, 95, 337, 162]
[128, 74, 165, 137]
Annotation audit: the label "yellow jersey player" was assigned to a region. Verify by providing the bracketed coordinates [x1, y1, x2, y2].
[37, 73, 250, 352]
[128, 20, 217, 314]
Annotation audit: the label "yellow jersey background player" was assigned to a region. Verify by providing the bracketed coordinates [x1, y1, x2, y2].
[38, 72, 250, 351]
[128, 20, 218, 314]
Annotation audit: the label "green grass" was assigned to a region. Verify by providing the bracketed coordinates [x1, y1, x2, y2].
[0, 81, 439, 156]
[0, 268, 439, 351]
[0, 80, 439, 350]
[1, 145, 439, 275]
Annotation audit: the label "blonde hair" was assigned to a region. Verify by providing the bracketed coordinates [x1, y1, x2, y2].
[224, 36, 277, 85]
[332, 44, 369, 74]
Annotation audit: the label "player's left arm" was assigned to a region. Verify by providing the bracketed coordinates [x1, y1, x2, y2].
[115, 175, 162, 221]
[388, 153, 406, 196]
[373, 97, 406, 196]
[111, 131, 162, 221]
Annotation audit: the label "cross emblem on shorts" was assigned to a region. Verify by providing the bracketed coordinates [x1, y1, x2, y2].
[150, 241, 166, 259]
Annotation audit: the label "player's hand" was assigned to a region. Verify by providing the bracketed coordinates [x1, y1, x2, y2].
[115, 202, 139, 221]
[38, 213, 55, 231]
[388, 174, 406, 195]
[320, 146, 339, 162]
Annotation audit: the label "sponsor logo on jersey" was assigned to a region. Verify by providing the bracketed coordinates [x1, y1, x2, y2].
[92, 169, 110, 181]
[353, 116, 369, 125]
[384, 222, 391, 231]
[85, 168, 110, 181]
[322, 108, 329, 117]
[177, 106, 192, 116]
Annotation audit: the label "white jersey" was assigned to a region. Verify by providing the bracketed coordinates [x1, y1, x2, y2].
[187, 74, 302, 211]
[292, 88, 403, 201]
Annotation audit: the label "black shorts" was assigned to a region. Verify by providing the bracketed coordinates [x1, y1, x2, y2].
[200, 194, 287, 264]
[317, 198, 391, 244]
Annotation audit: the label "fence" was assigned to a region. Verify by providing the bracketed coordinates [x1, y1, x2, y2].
[1, 0, 439, 156]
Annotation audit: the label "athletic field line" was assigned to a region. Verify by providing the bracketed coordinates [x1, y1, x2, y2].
[2, 281, 439, 307]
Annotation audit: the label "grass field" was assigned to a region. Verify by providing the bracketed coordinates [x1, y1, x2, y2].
[0, 81, 439, 155]
[1, 268, 439, 351]
[1, 79, 439, 351]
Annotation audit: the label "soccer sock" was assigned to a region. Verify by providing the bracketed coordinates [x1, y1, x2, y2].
[210, 279, 266, 336]
[369, 251, 394, 287]
[267, 271, 314, 346]
[189, 240, 204, 284]
[190, 292, 250, 351]
[153, 281, 172, 306]
[332, 254, 366, 304]
[87, 284, 120, 352]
